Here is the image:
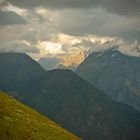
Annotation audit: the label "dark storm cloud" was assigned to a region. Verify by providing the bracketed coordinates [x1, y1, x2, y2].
[53, 9, 140, 40]
[0, 11, 27, 25]
[4, 0, 140, 16]
[0, 41, 39, 53]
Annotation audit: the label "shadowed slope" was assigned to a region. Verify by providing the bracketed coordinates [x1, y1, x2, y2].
[0, 52, 44, 92]
[76, 49, 140, 111]
[23, 69, 140, 140]
[0, 53, 140, 140]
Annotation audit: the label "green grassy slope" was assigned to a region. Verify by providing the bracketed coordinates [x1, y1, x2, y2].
[0, 91, 81, 140]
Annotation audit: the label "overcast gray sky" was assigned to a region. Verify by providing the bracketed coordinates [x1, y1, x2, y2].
[0, 0, 140, 59]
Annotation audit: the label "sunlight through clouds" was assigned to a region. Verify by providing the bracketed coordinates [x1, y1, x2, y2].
[39, 41, 63, 54]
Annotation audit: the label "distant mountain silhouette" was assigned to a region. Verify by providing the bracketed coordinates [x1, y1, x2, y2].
[76, 49, 140, 112]
[0, 52, 140, 140]
[0, 52, 44, 92]
[38, 51, 87, 71]
[38, 57, 60, 70]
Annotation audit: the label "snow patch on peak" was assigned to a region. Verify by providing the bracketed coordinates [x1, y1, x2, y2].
[90, 39, 140, 57]
[118, 41, 140, 57]
[96, 51, 105, 57]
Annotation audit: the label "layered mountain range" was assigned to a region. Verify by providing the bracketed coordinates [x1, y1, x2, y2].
[38, 51, 87, 70]
[0, 52, 140, 140]
[76, 48, 140, 112]
[38, 57, 60, 70]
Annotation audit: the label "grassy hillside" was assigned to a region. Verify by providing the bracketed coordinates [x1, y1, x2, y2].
[0, 91, 81, 140]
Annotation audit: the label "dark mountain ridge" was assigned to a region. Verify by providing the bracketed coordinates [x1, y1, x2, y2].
[0, 52, 44, 92]
[0, 52, 140, 140]
[76, 49, 140, 112]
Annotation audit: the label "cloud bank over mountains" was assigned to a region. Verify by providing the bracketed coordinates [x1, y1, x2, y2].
[0, 0, 139, 60]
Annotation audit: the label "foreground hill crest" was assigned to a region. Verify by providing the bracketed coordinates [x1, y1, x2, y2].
[0, 91, 80, 140]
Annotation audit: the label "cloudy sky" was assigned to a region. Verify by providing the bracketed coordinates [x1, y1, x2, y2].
[0, 0, 140, 60]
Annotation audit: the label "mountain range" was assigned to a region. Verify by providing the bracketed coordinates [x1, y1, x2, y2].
[38, 51, 87, 70]
[76, 48, 140, 112]
[38, 57, 60, 70]
[0, 52, 140, 140]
